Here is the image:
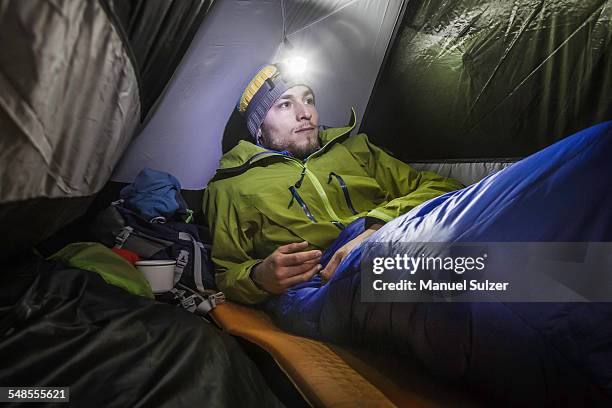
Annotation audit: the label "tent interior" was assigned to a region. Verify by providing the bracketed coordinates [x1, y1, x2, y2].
[1, 0, 611, 406]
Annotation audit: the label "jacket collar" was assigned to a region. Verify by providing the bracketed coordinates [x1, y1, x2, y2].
[217, 108, 357, 175]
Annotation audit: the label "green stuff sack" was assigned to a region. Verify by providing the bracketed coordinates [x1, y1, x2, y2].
[49, 242, 154, 299]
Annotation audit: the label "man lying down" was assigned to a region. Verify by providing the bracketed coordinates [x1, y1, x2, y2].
[204, 63, 463, 304]
[204, 63, 612, 405]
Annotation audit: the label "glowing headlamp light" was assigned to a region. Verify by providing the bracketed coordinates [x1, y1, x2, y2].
[283, 56, 308, 76]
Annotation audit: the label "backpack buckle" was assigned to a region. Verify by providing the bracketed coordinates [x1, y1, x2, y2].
[176, 251, 189, 268]
[208, 292, 226, 307]
[180, 294, 199, 312]
[195, 292, 226, 315]
[115, 226, 133, 248]
[173, 250, 189, 285]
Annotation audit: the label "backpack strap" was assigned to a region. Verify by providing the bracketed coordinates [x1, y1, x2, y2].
[174, 249, 189, 285]
[114, 226, 174, 258]
[178, 231, 205, 293]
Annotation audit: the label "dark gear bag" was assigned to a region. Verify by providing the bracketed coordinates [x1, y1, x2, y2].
[91, 203, 223, 314]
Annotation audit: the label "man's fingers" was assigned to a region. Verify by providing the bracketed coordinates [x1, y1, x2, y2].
[280, 260, 321, 278]
[321, 253, 342, 282]
[279, 249, 322, 266]
[275, 242, 322, 266]
[281, 264, 322, 287]
[278, 241, 309, 254]
[273, 260, 321, 281]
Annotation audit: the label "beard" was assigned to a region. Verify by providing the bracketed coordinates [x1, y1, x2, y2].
[261, 129, 321, 159]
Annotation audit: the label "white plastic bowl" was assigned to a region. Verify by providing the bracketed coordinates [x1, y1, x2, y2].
[135, 260, 176, 293]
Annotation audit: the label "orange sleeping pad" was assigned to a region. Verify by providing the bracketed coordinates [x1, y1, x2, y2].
[211, 302, 485, 407]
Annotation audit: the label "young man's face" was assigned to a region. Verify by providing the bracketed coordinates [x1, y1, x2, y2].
[258, 85, 320, 159]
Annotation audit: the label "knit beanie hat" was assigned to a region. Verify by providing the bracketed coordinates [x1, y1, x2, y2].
[238, 63, 310, 138]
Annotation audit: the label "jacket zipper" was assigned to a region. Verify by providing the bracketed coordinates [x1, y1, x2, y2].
[239, 111, 356, 229]
[287, 185, 317, 222]
[327, 172, 358, 215]
[286, 160, 345, 229]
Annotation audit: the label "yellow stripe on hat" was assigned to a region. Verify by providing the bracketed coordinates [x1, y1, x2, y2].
[239, 65, 278, 113]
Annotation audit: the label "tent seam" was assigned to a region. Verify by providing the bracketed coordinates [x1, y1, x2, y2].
[286, 0, 362, 37]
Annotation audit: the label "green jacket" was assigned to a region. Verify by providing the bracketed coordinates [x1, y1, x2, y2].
[203, 111, 463, 304]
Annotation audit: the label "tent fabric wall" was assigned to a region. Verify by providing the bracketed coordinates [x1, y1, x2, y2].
[0, 0, 140, 260]
[0, 0, 140, 205]
[0, 0, 209, 260]
[101, 0, 215, 118]
[111, 0, 405, 190]
[361, 0, 612, 163]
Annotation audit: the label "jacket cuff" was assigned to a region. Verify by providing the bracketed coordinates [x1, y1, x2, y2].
[364, 216, 386, 230]
[366, 208, 394, 223]
[217, 260, 270, 305]
[248, 261, 267, 291]
[239, 261, 270, 303]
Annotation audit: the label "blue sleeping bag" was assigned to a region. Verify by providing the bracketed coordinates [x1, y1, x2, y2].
[266, 121, 612, 405]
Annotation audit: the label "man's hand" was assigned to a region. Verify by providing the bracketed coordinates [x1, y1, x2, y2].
[251, 241, 322, 294]
[320, 224, 383, 283]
